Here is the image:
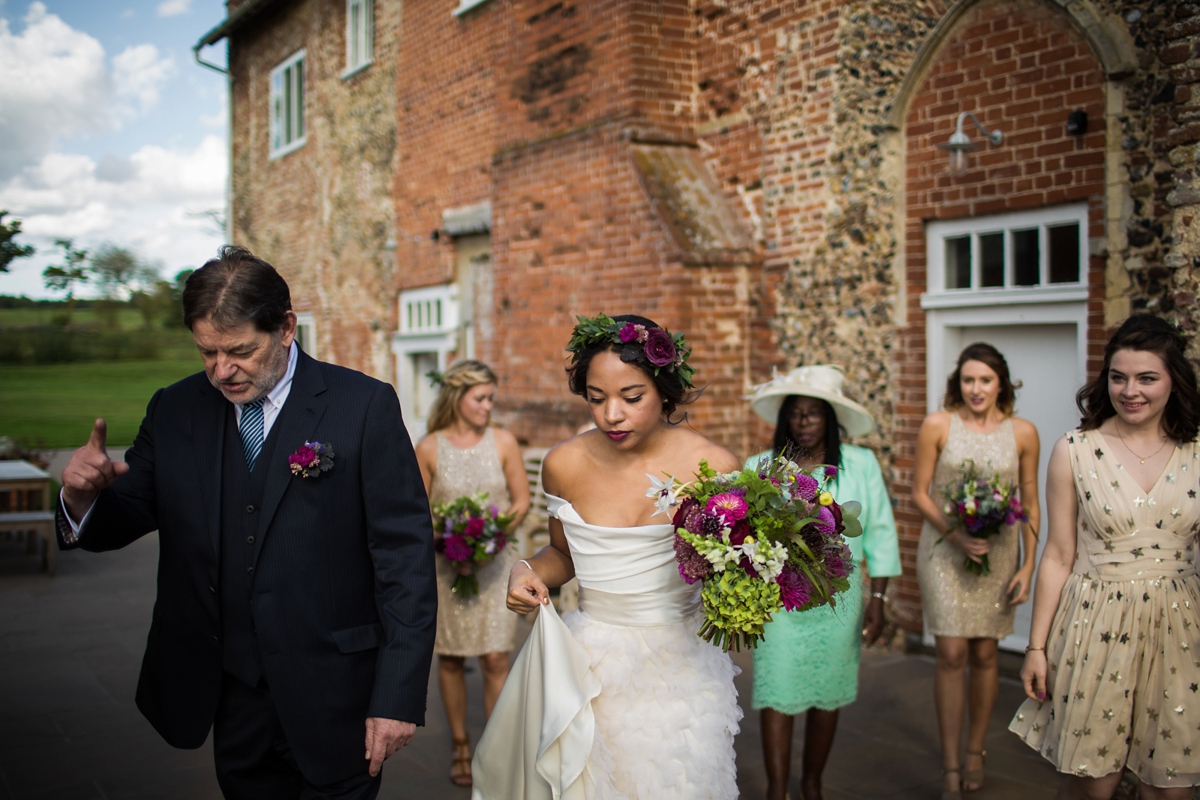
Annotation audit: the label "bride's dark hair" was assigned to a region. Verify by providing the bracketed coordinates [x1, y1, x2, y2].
[566, 314, 700, 421]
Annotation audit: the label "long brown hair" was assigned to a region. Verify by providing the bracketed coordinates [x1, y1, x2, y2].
[426, 359, 498, 434]
[1077, 315, 1200, 442]
[943, 342, 1019, 415]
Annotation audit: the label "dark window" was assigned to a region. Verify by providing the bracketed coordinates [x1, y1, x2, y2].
[945, 236, 972, 289]
[1048, 223, 1081, 284]
[1012, 229, 1040, 286]
[980, 233, 1005, 287]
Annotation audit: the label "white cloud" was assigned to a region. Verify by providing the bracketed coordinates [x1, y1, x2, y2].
[120, 8, 134, 19]
[156, 0, 190, 18]
[113, 44, 174, 114]
[0, 136, 227, 297]
[0, 3, 174, 179]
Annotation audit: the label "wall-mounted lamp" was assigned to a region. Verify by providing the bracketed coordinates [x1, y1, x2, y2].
[1066, 109, 1088, 135]
[937, 112, 1003, 174]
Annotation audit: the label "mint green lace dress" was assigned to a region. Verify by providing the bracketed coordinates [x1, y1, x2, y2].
[747, 445, 902, 713]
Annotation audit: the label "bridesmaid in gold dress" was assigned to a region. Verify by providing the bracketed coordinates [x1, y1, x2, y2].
[1010, 316, 1200, 799]
[414, 360, 530, 788]
[913, 343, 1041, 799]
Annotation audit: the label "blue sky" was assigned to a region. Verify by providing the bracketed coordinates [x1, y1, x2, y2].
[0, 0, 233, 297]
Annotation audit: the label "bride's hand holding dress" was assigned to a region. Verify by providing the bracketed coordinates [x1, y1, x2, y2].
[475, 316, 744, 800]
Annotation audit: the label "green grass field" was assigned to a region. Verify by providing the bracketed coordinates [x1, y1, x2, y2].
[0, 356, 203, 447]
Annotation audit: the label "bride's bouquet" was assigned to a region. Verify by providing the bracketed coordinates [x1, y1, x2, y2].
[433, 493, 516, 597]
[650, 457, 863, 652]
[941, 459, 1026, 576]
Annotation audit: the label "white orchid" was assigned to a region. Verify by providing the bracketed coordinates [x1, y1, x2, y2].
[646, 473, 678, 517]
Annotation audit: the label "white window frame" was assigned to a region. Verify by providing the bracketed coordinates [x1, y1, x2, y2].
[392, 285, 460, 441]
[294, 311, 317, 358]
[452, 0, 492, 16]
[921, 203, 1089, 310]
[270, 50, 306, 159]
[342, 0, 373, 78]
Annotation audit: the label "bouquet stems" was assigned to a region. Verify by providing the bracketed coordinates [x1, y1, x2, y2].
[964, 553, 991, 576]
[451, 573, 481, 597]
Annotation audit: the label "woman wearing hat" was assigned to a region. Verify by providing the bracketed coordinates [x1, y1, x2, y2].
[746, 365, 902, 800]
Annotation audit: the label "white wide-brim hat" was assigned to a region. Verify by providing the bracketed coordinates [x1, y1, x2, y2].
[746, 365, 875, 438]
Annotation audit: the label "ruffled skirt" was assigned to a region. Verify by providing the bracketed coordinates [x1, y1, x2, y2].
[565, 608, 742, 800]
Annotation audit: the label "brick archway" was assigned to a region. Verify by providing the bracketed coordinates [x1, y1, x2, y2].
[885, 0, 1110, 633]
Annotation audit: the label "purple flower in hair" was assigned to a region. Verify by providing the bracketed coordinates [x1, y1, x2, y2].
[644, 328, 677, 367]
[618, 323, 639, 343]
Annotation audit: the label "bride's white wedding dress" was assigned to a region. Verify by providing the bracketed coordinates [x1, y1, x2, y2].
[472, 493, 741, 800]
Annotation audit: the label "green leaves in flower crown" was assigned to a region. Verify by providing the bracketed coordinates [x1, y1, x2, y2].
[567, 313, 696, 390]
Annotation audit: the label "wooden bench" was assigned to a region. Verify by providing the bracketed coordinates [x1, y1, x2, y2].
[0, 460, 56, 575]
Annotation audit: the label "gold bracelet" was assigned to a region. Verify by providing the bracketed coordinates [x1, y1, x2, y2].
[1025, 645, 1045, 654]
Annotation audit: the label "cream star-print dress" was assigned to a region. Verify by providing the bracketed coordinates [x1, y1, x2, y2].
[1009, 431, 1200, 788]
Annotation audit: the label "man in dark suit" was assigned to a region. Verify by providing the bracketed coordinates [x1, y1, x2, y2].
[58, 245, 437, 799]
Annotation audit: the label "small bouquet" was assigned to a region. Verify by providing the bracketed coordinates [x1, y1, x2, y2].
[650, 457, 863, 652]
[941, 459, 1026, 576]
[432, 493, 516, 597]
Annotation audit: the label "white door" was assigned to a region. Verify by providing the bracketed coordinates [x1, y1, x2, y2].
[938, 322, 1083, 651]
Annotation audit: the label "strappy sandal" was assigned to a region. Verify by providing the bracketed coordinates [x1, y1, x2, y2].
[941, 767, 963, 800]
[963, 749, 985, 792]
[450, 736, 472, 787]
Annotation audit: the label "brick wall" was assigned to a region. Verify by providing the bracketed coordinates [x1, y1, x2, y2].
[393, 0, 503, 300]
[892, 0, 1108, 620]
[229, 0, 399, 378]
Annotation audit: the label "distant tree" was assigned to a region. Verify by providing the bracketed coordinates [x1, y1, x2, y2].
[0, 211, 35, 273]
[90, 243, 162, 328]
[42, 239, 90, 325]
[188, 208, 227, 239]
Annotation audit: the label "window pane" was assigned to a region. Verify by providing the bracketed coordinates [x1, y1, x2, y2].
[980, 233, 1004, 287]
[284, 66, 294, 143]
[295, 61, 304, 139]
[1012, 228, 1039, 286]
[351, 3, 360, 66]
[1048, 223, 1080, 284]
[944, 235, 971, 289]
[271, 72, 282, 150]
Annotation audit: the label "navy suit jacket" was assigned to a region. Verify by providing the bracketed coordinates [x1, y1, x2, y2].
[57, 351, 438, 784]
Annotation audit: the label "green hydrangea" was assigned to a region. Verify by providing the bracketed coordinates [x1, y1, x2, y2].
[697, 567, 782, 652]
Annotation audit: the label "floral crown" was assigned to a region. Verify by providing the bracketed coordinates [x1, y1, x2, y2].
[567, 313, 696, 389]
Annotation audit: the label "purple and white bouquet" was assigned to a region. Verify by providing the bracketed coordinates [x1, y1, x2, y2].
[433, 493, 516, 597]
[941, 459, 1026, 576]
[649, 457, 862, 652]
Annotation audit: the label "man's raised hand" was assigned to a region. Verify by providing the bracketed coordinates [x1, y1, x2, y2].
[61, 419, 129, 521]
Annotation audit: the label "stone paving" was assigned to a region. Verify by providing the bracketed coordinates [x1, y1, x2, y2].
[0, 532, 1062, 800]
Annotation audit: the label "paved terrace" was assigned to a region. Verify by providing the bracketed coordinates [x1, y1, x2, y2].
[0, 533, 1064, 800]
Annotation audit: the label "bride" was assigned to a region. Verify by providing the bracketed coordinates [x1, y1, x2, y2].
[471, 314, 742, 799]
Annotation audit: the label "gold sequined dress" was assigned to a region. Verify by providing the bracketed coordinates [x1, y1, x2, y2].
[431, 429, 519, 657]
[917, 413, 1021, 639]
[1009, 431, 1200, 788]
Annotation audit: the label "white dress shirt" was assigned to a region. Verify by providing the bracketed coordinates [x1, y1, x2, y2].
[62, 341, 299, 534]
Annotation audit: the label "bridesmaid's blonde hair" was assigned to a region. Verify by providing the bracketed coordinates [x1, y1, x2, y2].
[426, 359, 499, 434]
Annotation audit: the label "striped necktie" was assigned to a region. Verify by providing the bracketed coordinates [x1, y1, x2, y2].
[240, 399, 265, 471]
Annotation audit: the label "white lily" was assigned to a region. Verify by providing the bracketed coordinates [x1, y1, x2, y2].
[646, 473, 678, 517]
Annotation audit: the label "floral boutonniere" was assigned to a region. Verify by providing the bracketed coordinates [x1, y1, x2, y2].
[289, 441, 335, 478]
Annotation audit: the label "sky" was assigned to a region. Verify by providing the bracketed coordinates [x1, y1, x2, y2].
[0, 0, 232, 298]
